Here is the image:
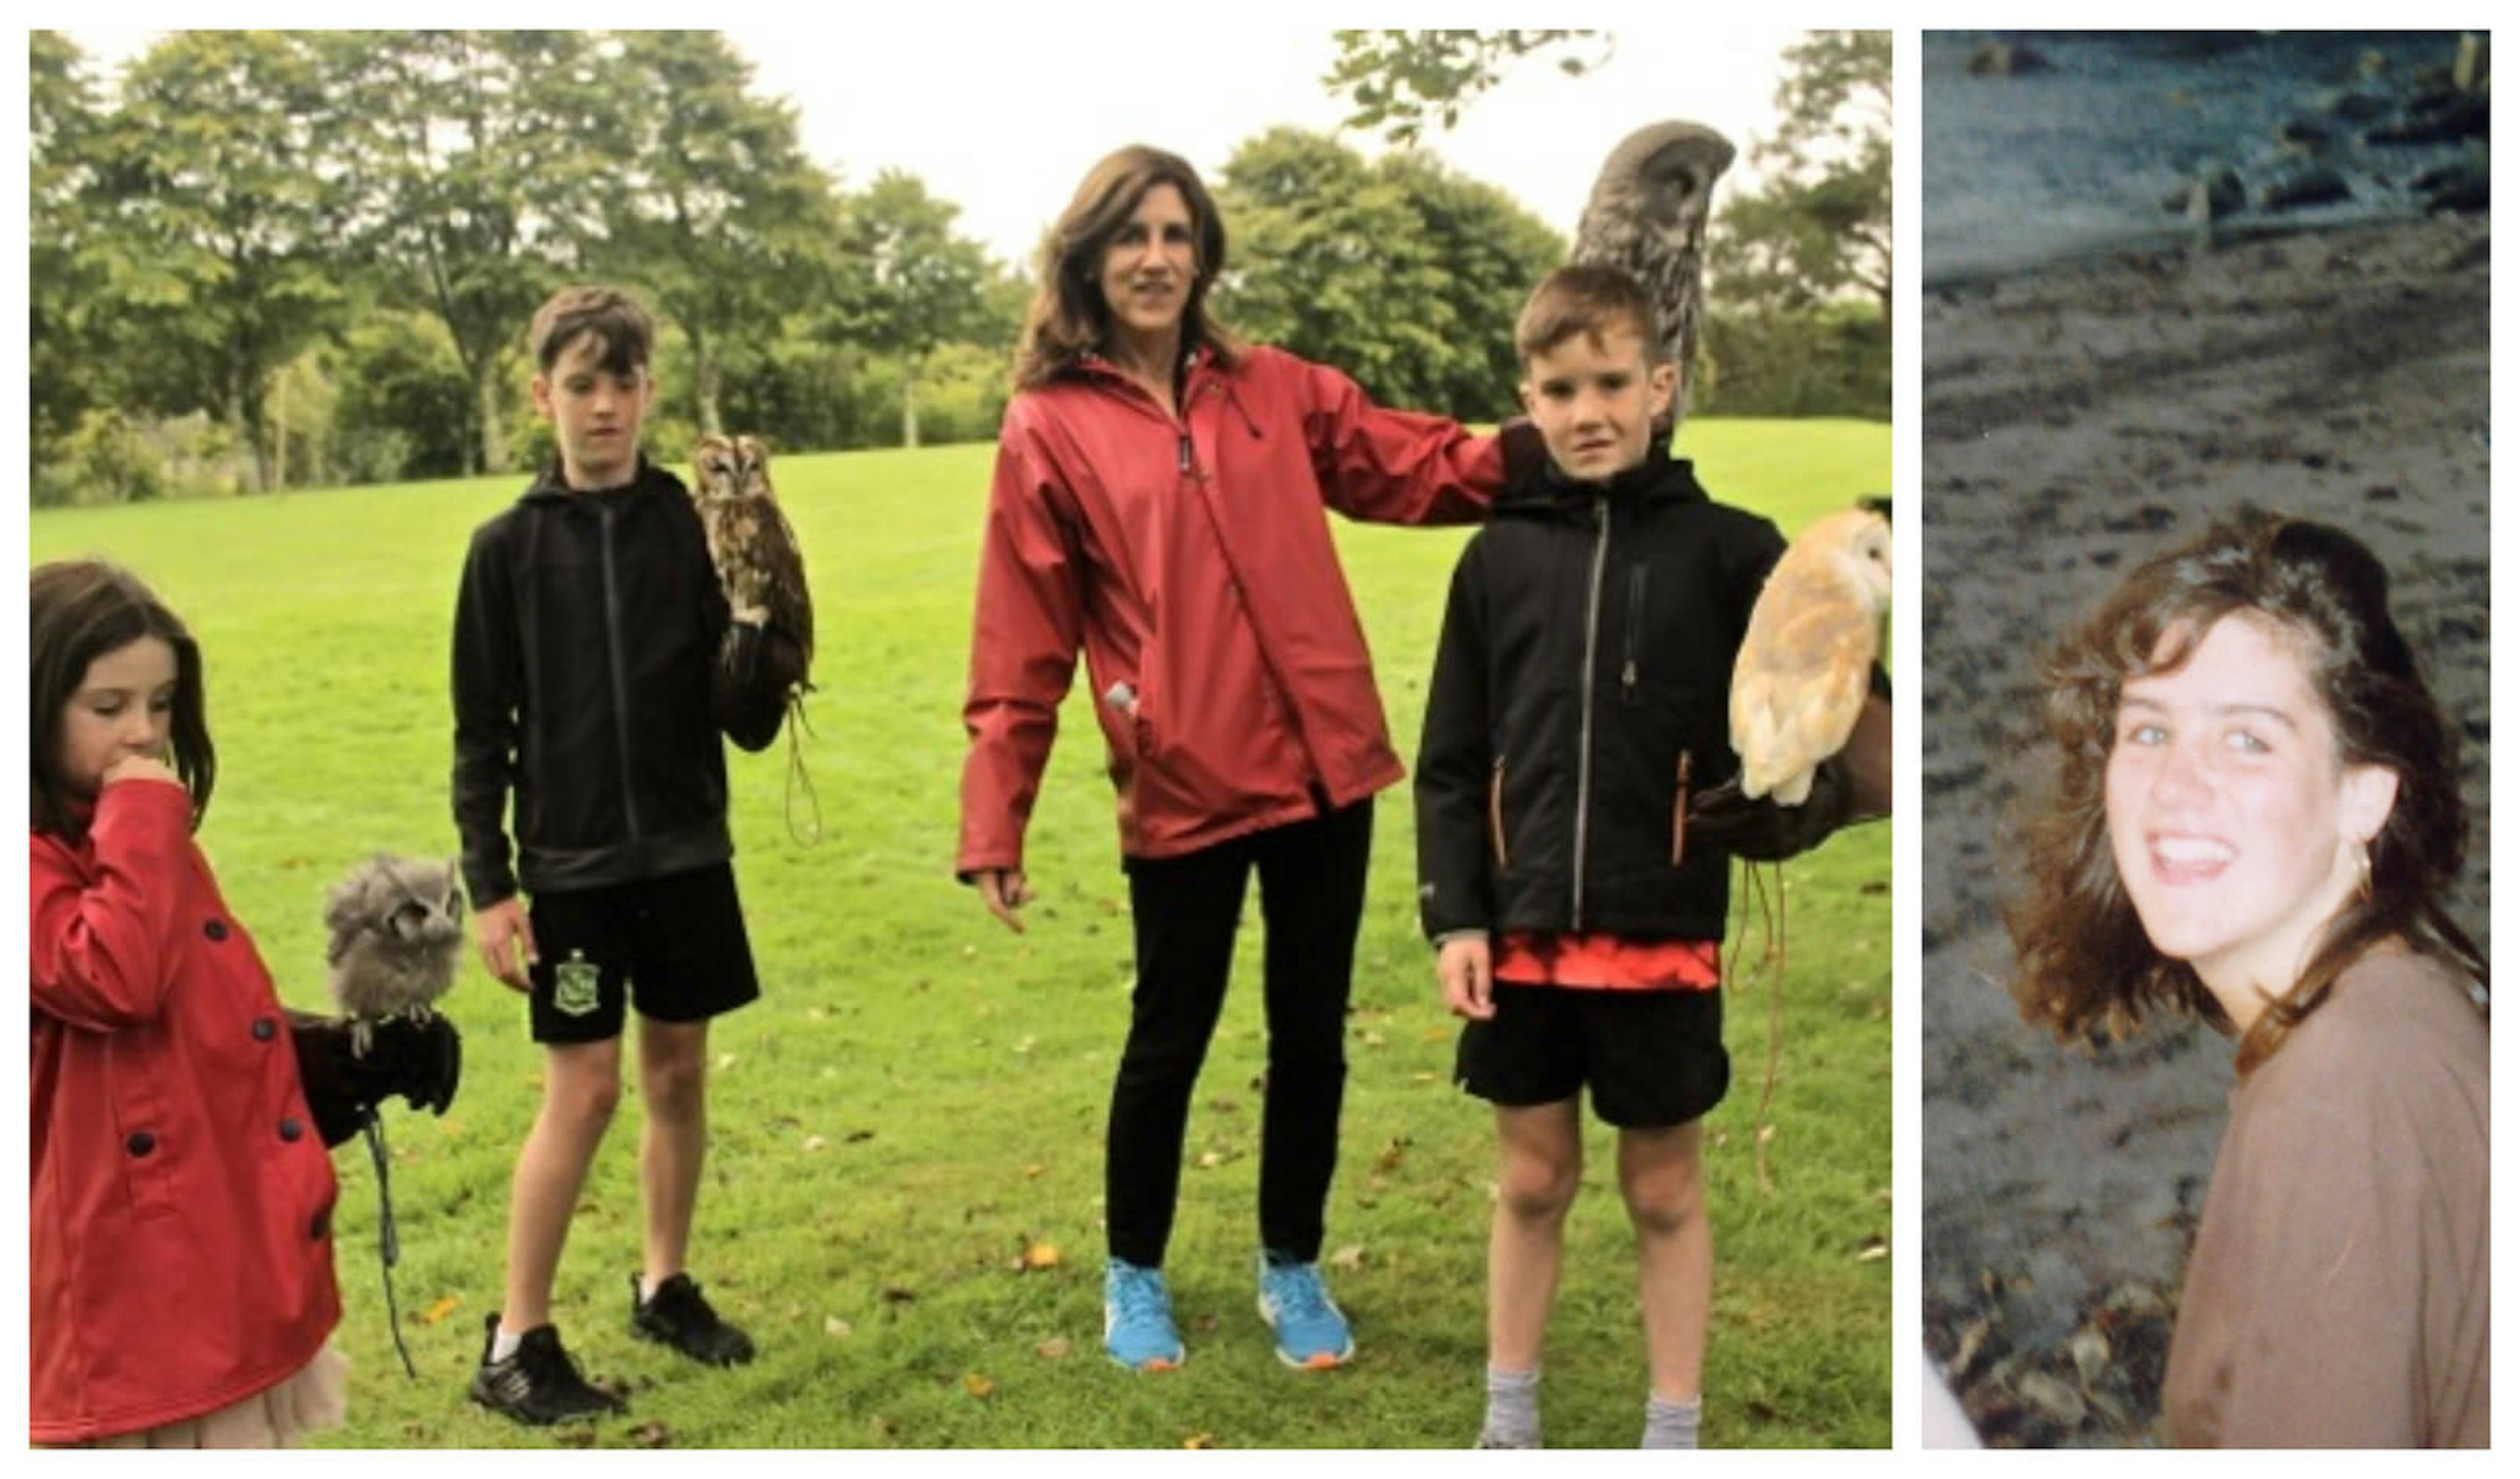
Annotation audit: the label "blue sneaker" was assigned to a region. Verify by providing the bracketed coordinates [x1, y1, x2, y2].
[1103, 1257, 1185, 1371]
[1256, 1251, 1354, 1369]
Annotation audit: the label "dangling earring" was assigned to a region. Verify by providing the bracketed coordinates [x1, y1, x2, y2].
[2353, 841, 2374, 904]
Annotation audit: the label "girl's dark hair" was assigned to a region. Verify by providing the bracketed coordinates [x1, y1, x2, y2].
[29, 560, 214, 839]
[1013, 144, 1246, 390]
[2006, 507, 2484, 1074]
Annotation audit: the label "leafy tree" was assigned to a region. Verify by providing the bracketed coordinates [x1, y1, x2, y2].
[831, 171, 1005, 448]
[324, 30, 609, 475]
[1217, 128, 1557, 420]
[1322, 30, 1609, 144]
[1713, 30, 1891, 333]
[1701, 299, 1888, 419]
[587, 31, 845, 439]
[28, 31, 115, 469]
[329, 309, 479, 482]
[98, 30, 348, 492]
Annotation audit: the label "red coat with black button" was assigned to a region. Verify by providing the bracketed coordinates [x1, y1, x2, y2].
[957, 344, 1503, 871]
[28, 778, 341, 1444]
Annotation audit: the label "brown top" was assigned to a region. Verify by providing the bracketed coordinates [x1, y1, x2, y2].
[2162, 948, 2489, 1448]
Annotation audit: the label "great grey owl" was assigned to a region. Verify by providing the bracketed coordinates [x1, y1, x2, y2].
[690, 432, 814, 691]
[324, 853, 465, 1054]
[1569, 120, 1736, 431]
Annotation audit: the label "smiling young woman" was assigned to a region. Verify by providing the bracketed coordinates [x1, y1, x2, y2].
[2004, 508, 2487, 1448]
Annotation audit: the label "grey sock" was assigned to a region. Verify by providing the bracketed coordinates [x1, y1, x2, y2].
[1642, 1392, 1702, 1449]
[1479, 1365, 1542, 1449]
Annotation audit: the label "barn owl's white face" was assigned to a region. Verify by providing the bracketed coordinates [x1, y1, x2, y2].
[2103, 613, 2396, 1020]
[1098, 183, 1198, 350]
[1519, 326, 1675, 484]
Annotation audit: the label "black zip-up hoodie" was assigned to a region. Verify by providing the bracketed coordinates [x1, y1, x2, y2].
[452, 458, 784, 906]
[1414, 443, 1786, 942]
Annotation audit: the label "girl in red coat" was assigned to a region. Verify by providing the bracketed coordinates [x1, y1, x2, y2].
[28, 561, 453, 1446]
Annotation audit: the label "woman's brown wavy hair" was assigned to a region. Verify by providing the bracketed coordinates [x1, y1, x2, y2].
[2006, 507, 2485, 1075]
[1013, 144, 1245, 390]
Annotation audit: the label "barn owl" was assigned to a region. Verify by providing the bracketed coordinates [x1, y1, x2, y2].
[1731, 507, 1892, 805]
[324, 854, 465, 1054]
[1569, 119, 1737, 429]
[690, 433, 815, 682]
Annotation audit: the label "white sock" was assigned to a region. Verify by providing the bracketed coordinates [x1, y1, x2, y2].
[490, 1325, 525, 1362]
[1480, 1365, 1542, 1448]
[1643, 1392, 1702, 1449]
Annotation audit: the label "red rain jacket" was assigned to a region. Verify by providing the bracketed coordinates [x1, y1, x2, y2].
[29, 779, 341, 1444]
[959, 344, 1502, 871]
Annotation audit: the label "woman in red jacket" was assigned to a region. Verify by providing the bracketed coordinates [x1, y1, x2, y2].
[29, 561, 455, 1446]
[957, 144, 1505, 1373]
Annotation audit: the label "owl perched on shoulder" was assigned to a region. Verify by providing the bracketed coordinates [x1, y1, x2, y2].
[324, 854, 465, 1055]
[690, 433, 814, 690]
[1570, 120, 1737, 434]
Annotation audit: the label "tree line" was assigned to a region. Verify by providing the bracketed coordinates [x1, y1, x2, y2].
[31, 29, 1886, 507]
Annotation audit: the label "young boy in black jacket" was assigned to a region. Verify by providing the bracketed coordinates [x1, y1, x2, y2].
[1414, 265, 1881, 1448]
[453, 286, 787, 1425]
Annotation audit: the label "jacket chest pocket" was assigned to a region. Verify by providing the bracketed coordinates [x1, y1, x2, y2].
[1617, 566, 1652, 707]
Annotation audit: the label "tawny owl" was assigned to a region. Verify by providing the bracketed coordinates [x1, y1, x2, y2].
[1731, 507, 1892, 806]
[690, 433, 815, 684]
[1570, 119, 1737, 430]
[324, 854, 465, 1054]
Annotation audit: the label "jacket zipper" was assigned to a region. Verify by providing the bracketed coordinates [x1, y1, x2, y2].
[1572, 495, 1611, 929]
[598, 502, 643, 841]
[1620, 565, 1647, 704]
[1489, 756, 1510, 868]
[1671, 750, 1692, 866]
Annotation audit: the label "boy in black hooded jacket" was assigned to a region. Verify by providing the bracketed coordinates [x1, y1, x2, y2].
[1414, 264, 1883, 1448]
[452, 285, 786, 1425]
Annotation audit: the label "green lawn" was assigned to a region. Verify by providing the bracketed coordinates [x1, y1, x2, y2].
[28, 418, 1891, 1449]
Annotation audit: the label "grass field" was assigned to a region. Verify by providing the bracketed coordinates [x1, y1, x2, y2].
[28, 419, 1891, 1449]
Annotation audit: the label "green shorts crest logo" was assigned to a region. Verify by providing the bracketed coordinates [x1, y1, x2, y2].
[553, 950, 602, 1017]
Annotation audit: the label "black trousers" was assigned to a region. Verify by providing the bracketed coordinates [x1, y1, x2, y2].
[1106, 799, 1374, 1268]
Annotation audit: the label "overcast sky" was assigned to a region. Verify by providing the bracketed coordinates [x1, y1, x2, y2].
[61, 22, 1816, 268]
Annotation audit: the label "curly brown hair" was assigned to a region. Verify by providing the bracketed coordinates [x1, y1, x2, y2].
[2006, 507, 2484, 1074]
[1013, 144, 1245, 390]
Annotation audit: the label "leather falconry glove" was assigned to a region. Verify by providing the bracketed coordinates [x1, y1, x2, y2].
[289, 1012, 464, 1149]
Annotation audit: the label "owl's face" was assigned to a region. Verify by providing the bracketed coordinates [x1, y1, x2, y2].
[388, 879, 463, 942]
[692, 434, 772, 500]
[375, 859, 464, 944]
[1834, 512, 1893, 608]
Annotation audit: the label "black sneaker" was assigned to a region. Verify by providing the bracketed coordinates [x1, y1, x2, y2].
[469, 1314, 626, 1425]
[630, 1272, 757, 1366]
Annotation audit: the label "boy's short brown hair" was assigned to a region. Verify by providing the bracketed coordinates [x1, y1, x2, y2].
[1515, 264, 1665, 365]
[529, 285, 656, 377]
